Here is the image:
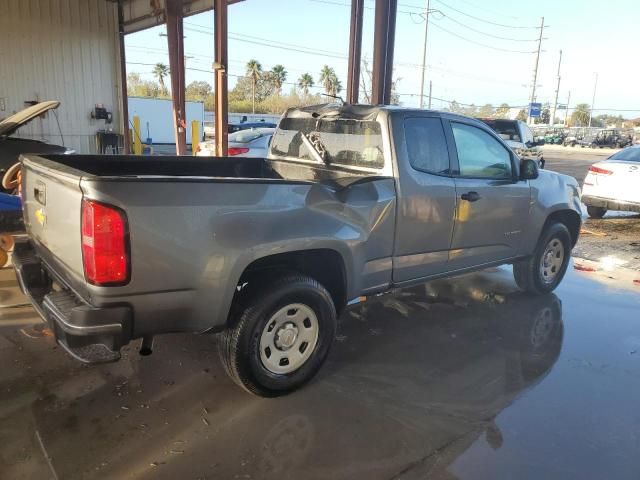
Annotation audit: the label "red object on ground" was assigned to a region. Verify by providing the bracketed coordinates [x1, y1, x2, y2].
[574, 264, 597, 272]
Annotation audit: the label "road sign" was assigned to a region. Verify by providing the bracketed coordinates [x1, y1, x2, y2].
[529, 102, 542, 118]
[557, 104, 567, 110]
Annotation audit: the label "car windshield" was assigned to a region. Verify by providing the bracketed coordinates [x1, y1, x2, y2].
[229, 130, 262, 143]
[481, 120, 522, 142]
[270, 116, 384, 169]
[610, 147, 640, 162]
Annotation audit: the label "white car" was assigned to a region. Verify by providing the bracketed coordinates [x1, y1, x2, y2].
[196, 127, 275, 157]
[582, 145, 640, 218]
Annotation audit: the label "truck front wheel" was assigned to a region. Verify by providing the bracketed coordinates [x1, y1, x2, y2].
[218, 274, 337, 396]
[513, 223, 572, 295]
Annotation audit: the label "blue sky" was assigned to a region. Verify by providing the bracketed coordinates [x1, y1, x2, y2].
[125, 0, 639, 115]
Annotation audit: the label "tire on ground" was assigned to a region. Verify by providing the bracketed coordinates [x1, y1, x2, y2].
[513, 222, 572, 295]
[586, 206, 606, 219]
[218, 274, 337, 397]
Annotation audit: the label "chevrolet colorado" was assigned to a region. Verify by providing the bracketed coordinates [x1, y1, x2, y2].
[13, 104, 581, 396]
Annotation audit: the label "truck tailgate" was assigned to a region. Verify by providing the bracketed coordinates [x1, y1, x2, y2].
[21, 156, 85, 283]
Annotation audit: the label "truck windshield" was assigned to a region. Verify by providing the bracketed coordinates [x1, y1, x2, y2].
[270, 117, 384, 169]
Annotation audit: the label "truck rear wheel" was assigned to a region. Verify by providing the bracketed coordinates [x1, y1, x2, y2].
[513, 223, 572, 295]
[218, 274, 337, 396]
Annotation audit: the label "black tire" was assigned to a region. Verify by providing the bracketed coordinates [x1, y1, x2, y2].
[539, 157, 545, 169]
[513, 223, 572, 295]
[587, 206, 607, 219]
[218, 274, 337, 397]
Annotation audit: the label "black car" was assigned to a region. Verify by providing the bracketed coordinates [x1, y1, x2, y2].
[0, 101, 72, 191]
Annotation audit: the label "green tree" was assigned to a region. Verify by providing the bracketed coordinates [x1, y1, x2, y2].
[495, 103, 511, 118]
[477, 104, 494, 118]
[319, 65, 341, 96]
[127, 72, 162, 98]
[516, 109, 528, 121]
[270, 65, 287, 94]
[152, 63, 169, 95]
[246, 59, 263, 113]
[571, 103, 591, 126]
[297, 73, 314, 96]
[447, 100, 464, 114]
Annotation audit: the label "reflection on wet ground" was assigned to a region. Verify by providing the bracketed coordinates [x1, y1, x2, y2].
[0, 265, 639, 479]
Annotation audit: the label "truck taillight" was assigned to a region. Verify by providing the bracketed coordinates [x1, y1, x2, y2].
[81, 200, 130, 286]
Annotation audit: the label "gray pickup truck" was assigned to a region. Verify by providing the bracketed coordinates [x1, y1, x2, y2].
[13, 104, 582, 396]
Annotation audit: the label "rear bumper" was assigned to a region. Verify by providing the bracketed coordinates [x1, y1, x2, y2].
[12, 238, 132, 363]
[582, 195, 640, 213]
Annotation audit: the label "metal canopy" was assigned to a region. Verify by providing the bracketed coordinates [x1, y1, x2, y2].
[120, 0, 242, 34]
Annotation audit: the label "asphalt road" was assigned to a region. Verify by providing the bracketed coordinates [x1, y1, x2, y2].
[542, 144, 612, 184]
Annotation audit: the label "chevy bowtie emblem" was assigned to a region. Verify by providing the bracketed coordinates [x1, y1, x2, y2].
[35, 208, 46, 226]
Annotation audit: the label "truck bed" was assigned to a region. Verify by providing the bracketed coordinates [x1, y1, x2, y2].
[34, 154, 376, 187]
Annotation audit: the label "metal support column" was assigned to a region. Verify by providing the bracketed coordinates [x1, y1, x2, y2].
[165, 0, 187, 155]
[346, 0, 364, 104]
[214, 0, 229, 157]
[117, 0, 130, 154]
[371, 0, 398, 105]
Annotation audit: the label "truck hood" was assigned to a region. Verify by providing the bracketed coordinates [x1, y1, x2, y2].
[0, 101, 60, 137]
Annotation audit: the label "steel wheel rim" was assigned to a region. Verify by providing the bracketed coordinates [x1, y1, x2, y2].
[540, 238, 565, 284]
[259, 303, 319, 375]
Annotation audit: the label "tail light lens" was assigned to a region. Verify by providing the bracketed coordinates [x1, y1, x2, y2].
[589, 166, 613, 175]
[228, 147, 250, 156]
[81, 200, 130, 286]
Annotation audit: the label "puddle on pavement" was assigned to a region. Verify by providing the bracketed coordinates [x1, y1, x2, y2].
[0, 266, 639, 480]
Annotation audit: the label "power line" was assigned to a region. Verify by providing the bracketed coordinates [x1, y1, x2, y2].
[431, 0, 540, 29]
[428, 21, 537, 53]
[439, 13, 539, 42]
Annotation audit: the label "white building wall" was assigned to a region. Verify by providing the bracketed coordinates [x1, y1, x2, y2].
[0, 0, 123, 154]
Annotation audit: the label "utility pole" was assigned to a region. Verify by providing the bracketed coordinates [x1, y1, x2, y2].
[588, 73, 598, 127]
[419, 0, 430, 109]
[551, 49, 562, 127]
[428, 80, 432, 109]
[564, 90, 571, 127]
[527, 16, 545, 124]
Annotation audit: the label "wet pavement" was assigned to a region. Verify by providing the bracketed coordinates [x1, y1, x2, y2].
[1, 263, 639, 480]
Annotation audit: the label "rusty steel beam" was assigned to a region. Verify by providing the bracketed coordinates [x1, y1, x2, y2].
[347, 0, 364, 104]
[117, 0, 130, 154]
[165, 0, 187, 155]
[371, 0, 398, 105]
[214, 0, 229, 157]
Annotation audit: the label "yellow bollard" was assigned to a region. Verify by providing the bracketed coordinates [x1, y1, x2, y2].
[191, 120, 200, 156]
[133, 115, 143, 155]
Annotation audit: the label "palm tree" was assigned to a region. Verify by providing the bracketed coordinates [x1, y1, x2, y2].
[152, 63, 169, 95]
[297, 73, 314, 96]
[571, 103, 591, 126]
[270, 65, 287, 94]
[245, 59, 262, 113]
[319, 65, 335, 96]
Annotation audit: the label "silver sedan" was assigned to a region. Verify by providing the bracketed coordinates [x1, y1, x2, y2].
[196, 127, 275, 157]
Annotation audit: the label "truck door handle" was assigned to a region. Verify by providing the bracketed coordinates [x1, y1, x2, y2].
[461, 191, 480, 202]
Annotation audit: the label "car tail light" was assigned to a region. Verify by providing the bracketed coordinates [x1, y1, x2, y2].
[589, 166, 613, 175]
[81, 199, 129, 286]
[228, 147, 250, 156]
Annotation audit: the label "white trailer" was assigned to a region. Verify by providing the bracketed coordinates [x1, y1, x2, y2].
[128, 97, 204, 145]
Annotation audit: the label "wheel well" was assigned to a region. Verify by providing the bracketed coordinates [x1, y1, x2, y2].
[238, 249, 348, 312]
[545, 210, 581, 247]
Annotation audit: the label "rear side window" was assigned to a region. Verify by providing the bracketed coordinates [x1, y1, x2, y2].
[451, 122, 513, 179]
[404, 117, 450, 174]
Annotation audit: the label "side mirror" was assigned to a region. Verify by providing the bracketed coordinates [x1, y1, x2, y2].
[520, 158, 539, 180]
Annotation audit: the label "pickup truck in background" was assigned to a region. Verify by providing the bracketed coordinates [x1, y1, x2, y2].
[13, 104, 582, 396]
[480, 118, 545, 169]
